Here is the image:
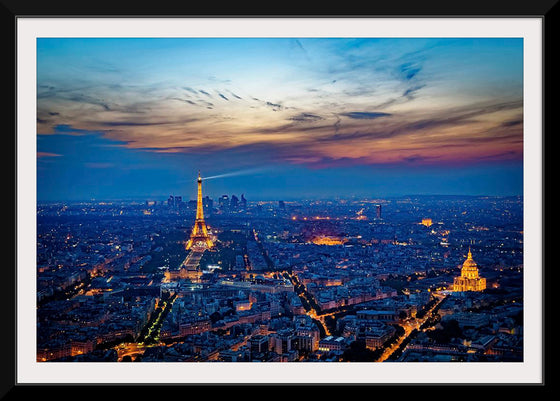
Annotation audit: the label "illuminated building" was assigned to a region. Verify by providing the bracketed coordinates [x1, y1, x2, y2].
[311, 236, 345, 245]
[421, 218, 433, 227]
[185, 172, 214, 250]
[453, 248, 486, 292]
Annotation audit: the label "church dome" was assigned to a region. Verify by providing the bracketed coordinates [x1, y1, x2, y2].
[454, 247, 486, 292]
[462, 249, 478, 270]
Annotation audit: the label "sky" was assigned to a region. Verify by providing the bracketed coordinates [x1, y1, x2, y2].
[36, 37, 524, 201]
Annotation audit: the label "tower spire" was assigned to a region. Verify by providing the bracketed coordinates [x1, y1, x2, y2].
[186, 171, 213, 250]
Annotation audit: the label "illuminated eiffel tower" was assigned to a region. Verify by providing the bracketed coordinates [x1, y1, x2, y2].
[185, 172, 214, 250]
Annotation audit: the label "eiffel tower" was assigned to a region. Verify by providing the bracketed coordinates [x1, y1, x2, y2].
[185, 172, 214, 250]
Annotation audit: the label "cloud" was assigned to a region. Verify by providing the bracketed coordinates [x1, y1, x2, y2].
[52, 124, 102, 135]
[501, 119, 523, 127]
[227, 90, 242, 100]
[183, 87, 199, 95]
[402, 154, 441, 163]
[288, 113, 324, 122]
[170, 97, 198, 106]
[399, 62, 422, 81]
[265, 101, 282, 110]
[341, 112, 392, 120]
[333, 115, 341, 135]
[37, 152, 62, 158]
[85, 162, 115, 169]
[403, 84, 426, 100]
[291, 39, 311, 63]
[35, 39, 523, 174]
[472, 150, 521, 161]
[403, 100, 522, 132]
[97, 118, 200, 128]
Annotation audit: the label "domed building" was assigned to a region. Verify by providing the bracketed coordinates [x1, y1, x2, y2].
[453, 248, 486, 292]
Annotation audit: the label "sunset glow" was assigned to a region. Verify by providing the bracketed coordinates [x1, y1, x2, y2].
[37, 37, 523, 200]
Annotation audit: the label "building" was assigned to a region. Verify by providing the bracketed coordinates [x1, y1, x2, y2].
[272, 329, 294, 355]
[230, 195, 239, 210]
[249, 334, 269, 355]
[365, 324, 395, 350]
[421, 218, 433, 227]
[318, 336, 346, 352]
[357, 310, 397, 323]
[453, 248, 486, 292]
[219, 195, 229, 211]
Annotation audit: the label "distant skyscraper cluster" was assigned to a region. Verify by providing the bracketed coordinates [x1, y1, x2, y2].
[218, 193, 247, 213]
[167, 195, 183, 208]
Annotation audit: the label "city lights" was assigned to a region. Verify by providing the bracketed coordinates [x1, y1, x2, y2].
[34, 35, 526, 365]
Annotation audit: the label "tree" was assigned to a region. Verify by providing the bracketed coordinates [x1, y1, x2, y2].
[427, 319, 463, 344]
[341, 340, 379, 362]
[209, 311, 222, 323]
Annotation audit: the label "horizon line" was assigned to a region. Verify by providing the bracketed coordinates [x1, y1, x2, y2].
[36, 193, 524, 204]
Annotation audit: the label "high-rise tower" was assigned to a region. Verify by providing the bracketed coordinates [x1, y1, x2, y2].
[185, 172, 214, 250]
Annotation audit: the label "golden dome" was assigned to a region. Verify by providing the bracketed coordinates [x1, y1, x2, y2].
[462, 248, 478, 270]
[460, 248, 480, 279]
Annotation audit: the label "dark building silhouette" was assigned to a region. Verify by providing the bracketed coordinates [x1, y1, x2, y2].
[219, 195, 229, 211]
[230, 195, 239, 210]
[168, 195, 183, 208]
[203, 196, 213, 209]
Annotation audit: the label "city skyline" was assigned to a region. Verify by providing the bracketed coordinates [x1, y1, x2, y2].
[37, 37, 524, 201]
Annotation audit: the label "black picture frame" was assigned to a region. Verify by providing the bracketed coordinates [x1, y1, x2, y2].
[4, 0, 555, 395]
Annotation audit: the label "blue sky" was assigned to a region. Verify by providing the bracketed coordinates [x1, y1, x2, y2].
[36, 37, 523, 201]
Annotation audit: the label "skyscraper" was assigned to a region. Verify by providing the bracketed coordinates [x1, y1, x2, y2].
[219, 195, 229, 211]
[230, 194, 239, 210]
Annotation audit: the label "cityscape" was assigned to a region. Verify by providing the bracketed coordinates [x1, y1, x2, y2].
[36, 176, 523, 362]
[35, 36, 525, 364]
